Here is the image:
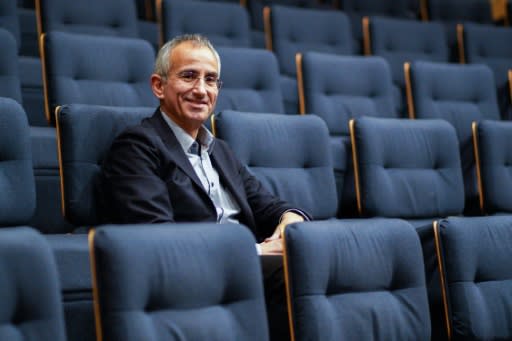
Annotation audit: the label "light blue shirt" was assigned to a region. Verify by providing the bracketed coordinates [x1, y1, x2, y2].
[160, 111, 241, 224]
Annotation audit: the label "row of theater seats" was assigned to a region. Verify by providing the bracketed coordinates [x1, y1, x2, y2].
[2, 96, 512, 340]
[3, 15, 512, 233]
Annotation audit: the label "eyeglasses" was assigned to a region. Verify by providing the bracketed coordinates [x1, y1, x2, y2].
[174, 70, 223, 90]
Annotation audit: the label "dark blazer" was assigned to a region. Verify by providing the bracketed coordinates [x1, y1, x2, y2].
[100, 109, 306, 241]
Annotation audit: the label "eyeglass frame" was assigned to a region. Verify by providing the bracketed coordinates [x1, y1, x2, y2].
[171, 70, 223, 90]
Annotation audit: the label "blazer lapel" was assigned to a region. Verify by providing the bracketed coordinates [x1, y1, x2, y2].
[146, 110, 206, 193]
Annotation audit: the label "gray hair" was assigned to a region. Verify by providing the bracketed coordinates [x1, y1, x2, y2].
[153, 34, 221, 80]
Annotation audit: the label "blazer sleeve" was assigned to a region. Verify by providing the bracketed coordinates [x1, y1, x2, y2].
[100, 127, 175, 224]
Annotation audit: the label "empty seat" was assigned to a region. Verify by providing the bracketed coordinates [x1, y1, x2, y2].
[215, 47, 285, 114]
[435, 216, 512, 340]
[157, 0, 251, 48]
[0, 97, 35, 226]
[472, 120, 512, 214]
[363, 16, 448, 116]
[0, 1, 44, 124]
[35, 0, 139, 38]
[264, 5, 354, 114]
[0, 227, 67, 341]
[90, 223, 269, 341]
[41, 31, 156, 125]
[214, 111, 337, 220]
[297, 52, 397, 217]
[458, 22, 512, 119]
[284, 219, 431, 340]
[421, 0, 493, 61]
[349, 116, 465, 341]
[405, 60, 501, 215]
[340, 0, 420, 54]
[0, 28, 23, 104]
[55, 104, 154, 227]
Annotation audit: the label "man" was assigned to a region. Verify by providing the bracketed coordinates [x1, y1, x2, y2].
[100, 34, 310, 339]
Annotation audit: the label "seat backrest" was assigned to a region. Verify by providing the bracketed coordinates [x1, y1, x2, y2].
[56, 104, 154, 227]
[216, 47, 285, 114]
[36, 0, 138, 38]
[158, 0, 251, 48]
[90, 223, 269, 341]
[214, 110, 337, 220]
[0, 28, 23, 104]
[0, 1, 21, 51]
[423, 0, 493, 23]
[435, 216, 512, 340]
[472, 120, 512, 214]
[405, 60, 500, 214]
[350, 117, 464, 218]
[460, 22, 512, 118]
[0, 227, 66, 341]
[284, 219, 430, 340]
[0, 97, 35, 226]
[365, 16, 448, 116]
[265, 5, 353, 79]
[248, 0, 319, 33]
[299, 52, 397, 136]
[42, 31, 156, 125]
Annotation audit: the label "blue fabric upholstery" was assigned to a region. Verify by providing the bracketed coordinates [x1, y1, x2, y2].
[216, 47, 284, 114]
[56, 104, 154, 226]
[248, 0, 318, 32]
[0, 28, 22, 104]
[473, 120, 512, 214]
[267, 5, 353, 114]
[91, 223, 269, 341]
[37, 0, 139, 37]
[340, 0, 419, 54]
[299, 52, 397, 216]
[367, 17, 448, 116]
[284, 219, 430, 340]
[0, 227, 66, 341]
[436, 216, 512, 340]
[46, 233, 95, 341]
[159, 0, 251, 48]
[215, 110, 337, 220]
[0, 97, 35, 226]
[0, 2, 20, 49]
[425, 0, 493, 61]
[351, 117, 464, 218]
[462, 23, 512, 119]
[42, 32, 157, 125]
[407, 61, 500, 215]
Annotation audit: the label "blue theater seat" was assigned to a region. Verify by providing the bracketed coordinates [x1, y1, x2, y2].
[472, 120, 512, 214]
[215, 47, 285, 114]
[158, 0, 251, 48]
[35, 0, 139, 37]
[421, 0, 493, 62]
[0, 97, 35, 225]
[284, 219, 431, 340]
[41, 31, 157, 125]
[459, 22, 512, 120]
[214, 111, 337, 220]
[297, 52, 397, 217]
[435, 216, 512, 340]
[349, 116, 465, 341]
[363, 16, 448, 116]
[90, 223, 269, 341]
[264, 5, 354, 114]
[0, 227, 67, 341]
[55, 104, 154, 227]
[340, 0, 420, 54]
[405, 61, 501, 215]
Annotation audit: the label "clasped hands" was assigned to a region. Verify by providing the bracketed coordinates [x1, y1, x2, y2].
[259, 211, 304, 255]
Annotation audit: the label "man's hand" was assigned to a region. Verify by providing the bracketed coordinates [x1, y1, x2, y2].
[259, 211, 305, 255]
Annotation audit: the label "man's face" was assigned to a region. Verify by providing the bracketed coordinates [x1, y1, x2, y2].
[152, 41, 220, 134]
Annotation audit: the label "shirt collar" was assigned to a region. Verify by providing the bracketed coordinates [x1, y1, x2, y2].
[160, 110, 215, 154]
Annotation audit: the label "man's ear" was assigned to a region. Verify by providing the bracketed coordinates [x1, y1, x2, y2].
[151, 74, 165, 99]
